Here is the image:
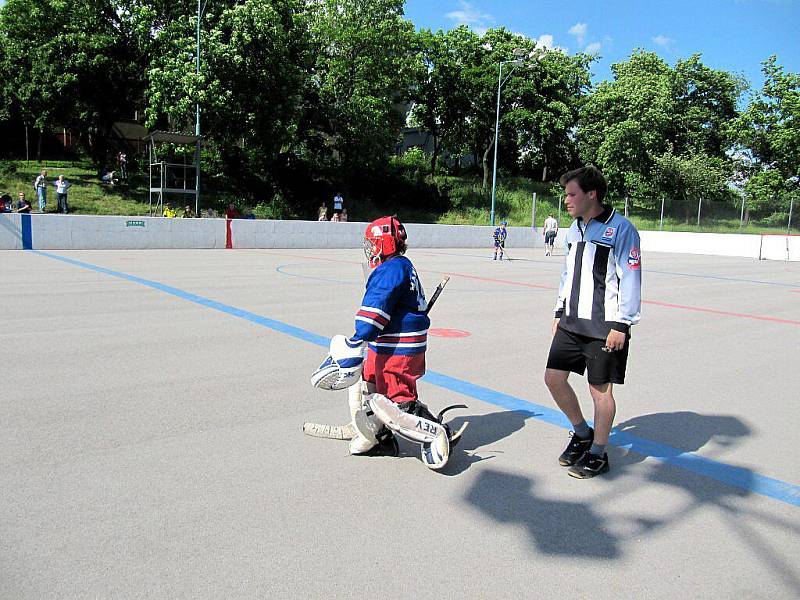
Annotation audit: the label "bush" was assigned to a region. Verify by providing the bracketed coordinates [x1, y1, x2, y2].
[0, 160, 17, 179]
[252, 193, 292, 220]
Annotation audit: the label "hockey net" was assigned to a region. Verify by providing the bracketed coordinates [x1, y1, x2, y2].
[758, 234, 800, 261]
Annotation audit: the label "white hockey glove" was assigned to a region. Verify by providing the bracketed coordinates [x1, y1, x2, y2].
[311, 335, 366, 391]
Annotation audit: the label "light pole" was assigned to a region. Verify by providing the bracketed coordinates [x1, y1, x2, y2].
[195, 0, 209, 217]
[490, 48, 543, 226]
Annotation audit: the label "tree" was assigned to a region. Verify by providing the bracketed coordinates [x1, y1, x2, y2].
[409, 26, 477, 176]
[730, 57, 800, 220]
[1, 0, 147, 162]
[578, 50, 744, 205]
[298, 0, 420, 181]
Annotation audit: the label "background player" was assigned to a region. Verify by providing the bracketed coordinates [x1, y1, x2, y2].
[493, 221, 508, 260]
[543, 213, 558, 256]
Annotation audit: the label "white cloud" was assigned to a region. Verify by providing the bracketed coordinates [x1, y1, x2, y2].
[568, 23, 588, 46]
[534, 34, 568, 54]
[584, 41, 602, 55]
[652, 35, 674, 48]
[536, 34, 555, 49]
[446, 1, 494, 32]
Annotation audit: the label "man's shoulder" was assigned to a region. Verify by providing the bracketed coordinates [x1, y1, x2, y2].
[608, 211, 639, 234]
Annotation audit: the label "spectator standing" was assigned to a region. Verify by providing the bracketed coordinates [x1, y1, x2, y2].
[54, 175, 71, 214]
[0, 193, 12, 212]
[333, 192, 344, 216]
[15, 192, 32, 213]
[118, 152, 128, 179]
[34, 169, 48, 211]
[318, 202, 328, 221]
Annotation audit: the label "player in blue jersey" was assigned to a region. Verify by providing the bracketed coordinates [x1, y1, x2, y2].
[493, 221, 508, 260]
[311, 216, 466, 470]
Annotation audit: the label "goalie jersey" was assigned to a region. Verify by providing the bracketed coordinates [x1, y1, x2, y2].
[353, 256, 430, 356]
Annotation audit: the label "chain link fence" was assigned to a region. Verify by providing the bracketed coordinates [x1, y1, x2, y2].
[531, 192, 799, 235]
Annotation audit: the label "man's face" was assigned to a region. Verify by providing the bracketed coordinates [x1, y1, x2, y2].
[563, 180, 596, 220]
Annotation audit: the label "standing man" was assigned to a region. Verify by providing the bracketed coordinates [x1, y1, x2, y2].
[543, 213, 558, 256]
[333, 192, 344, 217]
[544, 166, 641, 479]
[34, 169, 48, 212]
[54, 175, 71, 214]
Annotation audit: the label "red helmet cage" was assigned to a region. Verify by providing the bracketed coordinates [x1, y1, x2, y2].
[364, 216, 407, 267]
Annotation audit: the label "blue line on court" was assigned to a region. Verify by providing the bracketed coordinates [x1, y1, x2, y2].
[21, 214, 32, 250]
[30, 249, 800, 508]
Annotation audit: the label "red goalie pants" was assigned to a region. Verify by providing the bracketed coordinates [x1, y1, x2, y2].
[363, 349, 426, 404]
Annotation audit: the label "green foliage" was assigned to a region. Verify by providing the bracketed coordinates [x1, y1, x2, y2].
[730, 57, 800, 219]
[0, 2, 796, 228]
[579, 50, 744, 205]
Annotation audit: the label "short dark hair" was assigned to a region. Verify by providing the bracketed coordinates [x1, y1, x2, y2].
[559, 165, 607, 203]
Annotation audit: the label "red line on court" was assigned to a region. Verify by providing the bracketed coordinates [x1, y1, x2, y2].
[642, 300, 800, 326]
[260, 250, 800, 326]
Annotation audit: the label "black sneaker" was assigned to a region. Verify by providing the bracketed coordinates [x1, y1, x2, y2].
[558, 429, 594, 466]
[568, 452, 610, 479]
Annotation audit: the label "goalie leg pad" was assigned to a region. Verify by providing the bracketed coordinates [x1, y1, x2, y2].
[368, 394, 443, 444]
[368, 394, 451, 470]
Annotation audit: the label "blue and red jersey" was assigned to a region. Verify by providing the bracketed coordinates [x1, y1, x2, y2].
[352, 256, 430, 356]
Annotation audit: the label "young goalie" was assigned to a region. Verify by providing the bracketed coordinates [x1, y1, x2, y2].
[310, 216, 465, 470]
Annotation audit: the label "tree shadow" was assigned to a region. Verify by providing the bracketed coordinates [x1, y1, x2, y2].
[464, 468, 621, 559]
[443, 410, 537, 475]
[392, 409, 536, 474]
[607, 412, 800, 593]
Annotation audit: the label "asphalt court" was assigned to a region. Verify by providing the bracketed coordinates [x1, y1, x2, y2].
[1, 246, 799, 599]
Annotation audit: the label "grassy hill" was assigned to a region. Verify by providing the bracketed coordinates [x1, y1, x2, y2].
[1, 159, 791, 234]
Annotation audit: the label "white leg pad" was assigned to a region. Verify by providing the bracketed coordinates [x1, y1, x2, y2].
[348, 380, 382, 452]
[368, 394, 443, 444]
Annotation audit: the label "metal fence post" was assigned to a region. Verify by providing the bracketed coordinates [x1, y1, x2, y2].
[531, 192, 537, 229]
[660, 197, 665, 230]
[624, 196, 629, 218]
[697, 196, 702, 228]
[789, 199, 795, 235]
[740, 195, 746, 229]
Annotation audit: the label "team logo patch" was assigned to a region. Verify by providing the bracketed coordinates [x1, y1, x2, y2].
[602, 227, 616, 242]
[627, 247, 641, 270]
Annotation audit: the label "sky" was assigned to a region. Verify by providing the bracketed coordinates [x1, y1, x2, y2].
[402, 0, 800, 92]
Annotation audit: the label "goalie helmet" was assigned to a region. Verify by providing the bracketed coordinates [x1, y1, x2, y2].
[364, 216, 407, 268]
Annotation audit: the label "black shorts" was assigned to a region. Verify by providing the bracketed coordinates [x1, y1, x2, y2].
[546, 326, 630, 385]
[544, 231, 556, 243]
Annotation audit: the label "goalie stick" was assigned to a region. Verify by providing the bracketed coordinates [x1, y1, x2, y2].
[303, 273, 452, 440]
